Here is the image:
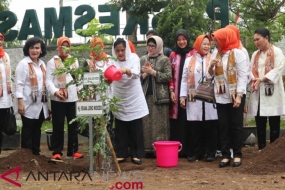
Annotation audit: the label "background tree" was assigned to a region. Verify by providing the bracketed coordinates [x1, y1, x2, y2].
[230, 0, 285, 54]
[108, 0, 166, 20]
[156, 0, 211, 48]
[0, 0, 10, 11]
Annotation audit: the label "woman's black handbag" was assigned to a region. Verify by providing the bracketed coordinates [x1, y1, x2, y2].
[3, 107, 17, 135]
[193, 76, 216, 107]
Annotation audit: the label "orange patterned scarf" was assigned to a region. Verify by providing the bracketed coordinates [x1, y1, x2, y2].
[54, 58, 76, 99]
[187, 52, 211, 101]
[0, 33, 4, 58]
[215, 51, 237, 102]
[0, 55, 12, 97]
[252, 44, 274, 96]
[28, 63, 47, 103]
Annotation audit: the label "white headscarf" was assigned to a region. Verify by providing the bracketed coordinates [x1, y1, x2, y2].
[147, 35, 164, 56]
[112, 38, 132, 61]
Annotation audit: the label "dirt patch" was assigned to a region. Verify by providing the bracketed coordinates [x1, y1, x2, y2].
[1, 141, 285, 189]
[0, 143, 89, 173]
[240, 133, 285, 175]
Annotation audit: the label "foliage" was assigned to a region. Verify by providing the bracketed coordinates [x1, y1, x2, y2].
[108, 0, 167, 20]
[0, 0, 10, 11]
[230, 0, 285, 55]
[6, 39, 22, 47]
[53, 18, 120, 159]
[156, 0, 212, 48]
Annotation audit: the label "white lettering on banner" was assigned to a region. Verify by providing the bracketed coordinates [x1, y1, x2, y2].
[76, 101, 103, 116]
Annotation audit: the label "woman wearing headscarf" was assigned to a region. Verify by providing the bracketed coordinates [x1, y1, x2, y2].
[180, 35, 218, 162]
[169, 29, 195, 156]
[46, 36, 83, 161]
[208, 28, 248, 168]
[140, 35, 172, 154]
[110, 38, 148, 164]
[83, 37, 109, 100]
[14, 36, 49, 155]
[0, 33, 13, 153]
[225, 25, 251, 85]
[248, 27, 285, 150]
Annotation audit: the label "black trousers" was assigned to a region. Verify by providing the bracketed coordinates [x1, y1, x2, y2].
[21, 109, 44, 154]
[188, 120, 218, 158]
[255, 103, 280, 150]
[114, 118, 144, 158]
[0, 108, 9, 153]
[170, 106, 188, 155]
[51, 100, 78, 156]
[216, 95, 245, 159]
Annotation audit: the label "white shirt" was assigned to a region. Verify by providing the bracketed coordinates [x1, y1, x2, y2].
[46, 55, 79, 102]
[14, 57, 49, 119]
[248, 45, 285, 116]
[241, 47, 251, 85]
[209, 49, 248, 104]
[0, 52, 13, 108]
[180, 54, 218, 121]
[110, 40, 149, 121]
[85, 59, 112, 101]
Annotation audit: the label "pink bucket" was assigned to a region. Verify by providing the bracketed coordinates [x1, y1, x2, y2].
[104, 65, 122, 81]
[153, 141, 182, 168]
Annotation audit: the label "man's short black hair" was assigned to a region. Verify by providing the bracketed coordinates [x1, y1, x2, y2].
[146, 29, 159, 37]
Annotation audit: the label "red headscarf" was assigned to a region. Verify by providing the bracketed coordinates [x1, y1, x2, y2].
[90, 37, 107, 60]
[225, 25, 243, 49]
[0, 33, 5, 58]
[57, 36, 71, 60]
[212, 28, 239, 54]
[128, 40, 137, 53]
[193, 34, 210, 56]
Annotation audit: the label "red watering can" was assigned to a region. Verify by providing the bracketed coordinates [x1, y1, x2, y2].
[104, 65, 122, 81]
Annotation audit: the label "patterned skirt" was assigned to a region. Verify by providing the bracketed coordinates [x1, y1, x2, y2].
[143, 95, 170, 153]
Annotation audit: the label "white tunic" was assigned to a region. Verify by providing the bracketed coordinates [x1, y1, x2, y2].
[85, 58, 112, 101]
[180, 54, 218, 121]
[46, 55, 79, 102]
[109, 40, 149, 121]
[210, 49, 248, 104]
[0, 52, 12, 108]
[14, 56, 49, 119]
[248, 45, 285, 116]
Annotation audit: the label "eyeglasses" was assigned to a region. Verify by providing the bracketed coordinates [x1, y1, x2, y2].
[147, 44, 156, 49]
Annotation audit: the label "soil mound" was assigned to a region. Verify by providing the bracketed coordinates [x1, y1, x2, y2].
[0, 148, 89, 173]
[240, 133, 285, 175]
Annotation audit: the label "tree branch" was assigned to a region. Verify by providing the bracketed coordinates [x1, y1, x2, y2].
[272, 0, 285, 18]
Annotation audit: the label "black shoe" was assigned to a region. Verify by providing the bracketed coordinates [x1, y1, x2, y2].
[131, 158, 142, 165]
[233, 158, 242, 167]
[205, 157, 215, 162]
[187, 156, 198, 162]
[219, 159, 231, 168]
[117, 158, 126, 163]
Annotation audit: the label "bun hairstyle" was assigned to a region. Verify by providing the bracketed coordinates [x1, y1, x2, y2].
[114, 38, 126, 48]
[254, 27, 270, 42]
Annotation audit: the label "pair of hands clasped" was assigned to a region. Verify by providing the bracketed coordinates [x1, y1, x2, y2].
[141, 62, 153, 75]
[251, 77, 264, 92]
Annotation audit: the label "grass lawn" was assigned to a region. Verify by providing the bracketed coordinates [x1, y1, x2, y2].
[17, 120, 68, 133]
[247, 119, 285, 129]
